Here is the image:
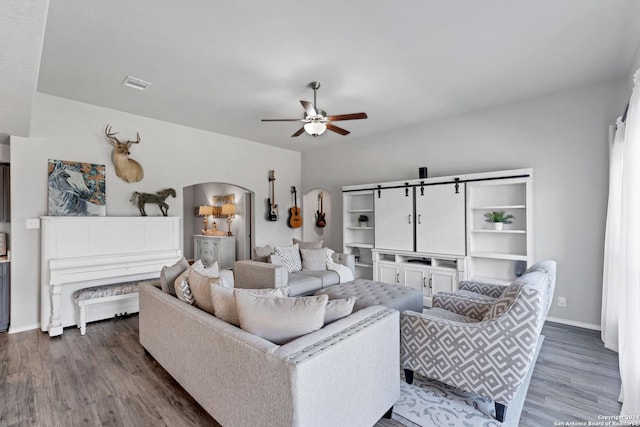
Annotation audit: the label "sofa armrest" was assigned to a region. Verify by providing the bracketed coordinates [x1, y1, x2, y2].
[331, 252, 356, 276]
[233, 260, 288, 289]
[432, 293, 494, 320]
[458, 280, 506, 298]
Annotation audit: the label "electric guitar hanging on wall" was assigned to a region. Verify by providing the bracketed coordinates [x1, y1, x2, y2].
[316, 191, 326, 228]
[267, 170, 279, 221]
[288, 186, 302, 228]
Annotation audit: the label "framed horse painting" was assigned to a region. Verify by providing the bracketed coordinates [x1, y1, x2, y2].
[48, 159, 106, 216]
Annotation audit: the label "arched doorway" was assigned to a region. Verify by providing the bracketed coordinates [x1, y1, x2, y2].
[182, 182, 254, 263]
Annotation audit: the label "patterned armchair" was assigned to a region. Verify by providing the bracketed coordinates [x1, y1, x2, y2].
[400, 260, 556, 422]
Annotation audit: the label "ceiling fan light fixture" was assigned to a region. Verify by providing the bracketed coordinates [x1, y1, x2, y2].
[304, 121, 326, 136]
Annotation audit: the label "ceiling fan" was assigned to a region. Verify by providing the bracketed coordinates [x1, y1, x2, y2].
[261, 81, 368, 137]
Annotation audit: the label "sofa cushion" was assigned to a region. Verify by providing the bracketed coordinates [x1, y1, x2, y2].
[235, 293, 329, 344]
[274, 243, 302, 273]
[300, 247, 331, 271]
[287, 270, 340, 296]
[293, 238, 323, 249]
[212, 286, 288, 326]
[324, 297, 356, 325]
[174, 269, 194, 304]
[160, 257, 189, 295]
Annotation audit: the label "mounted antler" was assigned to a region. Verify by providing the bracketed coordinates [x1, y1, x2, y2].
[104, 124, 144, 183]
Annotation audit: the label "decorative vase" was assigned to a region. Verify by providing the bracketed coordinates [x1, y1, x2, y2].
[359, 221, 368, 228]
[493, 222, 503, 231]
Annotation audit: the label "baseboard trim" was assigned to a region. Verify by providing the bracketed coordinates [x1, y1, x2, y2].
[546, 316, 601, 331]
[8, 323, 41, 334]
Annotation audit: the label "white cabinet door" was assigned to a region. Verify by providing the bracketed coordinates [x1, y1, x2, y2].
[375, 187, 414, 251]
[377, 262, 399, 285]
[416, 183, 466, 256]
[428, 268, 458, 296]
[401, 264, 427, 293]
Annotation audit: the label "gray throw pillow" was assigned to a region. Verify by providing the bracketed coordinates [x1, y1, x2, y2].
[160, 257, 189, 295]
[300, 247, 330, 271]
[235, 293, 328, 344]
[253, 245, 274, 262]
[324, 297, 356, 324]
[293, 238, 323, 249]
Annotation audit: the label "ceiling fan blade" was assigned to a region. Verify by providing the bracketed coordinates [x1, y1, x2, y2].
[291, 127, 305, 137]
[326, 123, 350, 136]
[326, 112, 368, 122]
[261, 118, 303, 122]
[300, 100, 317, 116]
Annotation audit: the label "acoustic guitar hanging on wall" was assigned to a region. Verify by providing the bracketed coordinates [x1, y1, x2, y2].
[266, 170, 279, 221]
[288, 186, 302, 228]
[316, 191, 326, 228]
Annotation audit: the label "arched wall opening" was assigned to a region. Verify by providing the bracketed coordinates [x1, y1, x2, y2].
[182, 182, 254, 262]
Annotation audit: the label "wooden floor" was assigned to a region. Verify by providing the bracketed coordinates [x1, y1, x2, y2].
[0, 317, 621, 427]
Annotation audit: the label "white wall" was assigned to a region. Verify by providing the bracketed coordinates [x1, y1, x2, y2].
[9, 93, 301, 332]
[302, 78, 630, 328]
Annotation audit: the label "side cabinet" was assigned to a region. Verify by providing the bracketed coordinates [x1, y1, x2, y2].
[373, 250, 464, 307]
[0, 262, 10, 332]
[193, 235, 236, 269]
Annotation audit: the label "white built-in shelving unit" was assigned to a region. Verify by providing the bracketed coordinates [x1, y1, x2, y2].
[342, 189, 375, 279]
[342, 168, 534, 296]
[466, 172, 533, 284]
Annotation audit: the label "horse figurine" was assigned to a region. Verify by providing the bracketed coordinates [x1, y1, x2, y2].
[48, 161, 105, 216]
[130, 188, 176, 216]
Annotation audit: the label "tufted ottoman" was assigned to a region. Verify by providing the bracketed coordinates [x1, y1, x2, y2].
[315, 279, 423, 313]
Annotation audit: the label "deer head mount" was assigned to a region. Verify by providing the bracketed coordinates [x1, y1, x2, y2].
[104, 124, 144, 183]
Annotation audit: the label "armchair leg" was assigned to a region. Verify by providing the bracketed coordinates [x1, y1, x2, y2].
[383, 406, 393, 419]
[403, 369, 414, 384]
[495, 402, 507, 422]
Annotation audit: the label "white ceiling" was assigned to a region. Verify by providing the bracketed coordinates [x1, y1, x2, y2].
[9, 1, 640, 151]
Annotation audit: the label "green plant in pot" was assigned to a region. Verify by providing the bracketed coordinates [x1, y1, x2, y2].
[358, 214, 369, 227]
[484, 210, 514, 231]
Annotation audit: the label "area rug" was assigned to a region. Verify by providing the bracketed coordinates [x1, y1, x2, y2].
[394, 336, 543, 427]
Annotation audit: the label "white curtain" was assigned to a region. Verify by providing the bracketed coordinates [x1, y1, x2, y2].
[601, 69, 640, 416]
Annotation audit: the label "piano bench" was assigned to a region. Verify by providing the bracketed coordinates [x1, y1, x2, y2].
[73, 280, 155, 335]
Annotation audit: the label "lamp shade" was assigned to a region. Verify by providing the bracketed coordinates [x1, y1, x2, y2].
[304, 122, 326, 136]
[221, 204, 236, 216]
[198, 205, 213, 216]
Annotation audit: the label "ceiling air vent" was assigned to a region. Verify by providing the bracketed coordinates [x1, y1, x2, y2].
[121, 75, 152, 91]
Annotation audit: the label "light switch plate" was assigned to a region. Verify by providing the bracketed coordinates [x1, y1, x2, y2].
[26, 218, 40, 229]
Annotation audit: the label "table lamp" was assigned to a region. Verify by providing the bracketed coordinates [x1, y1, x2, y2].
[221, 204, 236, 236]
[198, 205, 214, 234]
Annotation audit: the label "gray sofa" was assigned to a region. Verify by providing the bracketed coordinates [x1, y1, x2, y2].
[139, 281, 400, 427]
[234, 252, 355, 296]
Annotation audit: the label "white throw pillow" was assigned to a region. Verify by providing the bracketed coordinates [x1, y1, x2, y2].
[300, 247, 330, 271]
[212, 286, 288, 326]
[174, 269, 194, 305]
[160, 257, 189, 295]
[191, 259, 220, 277]
[235, 293, 328, 344]
[324, 297, 356, 325]
[273, 243, 302, 273]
